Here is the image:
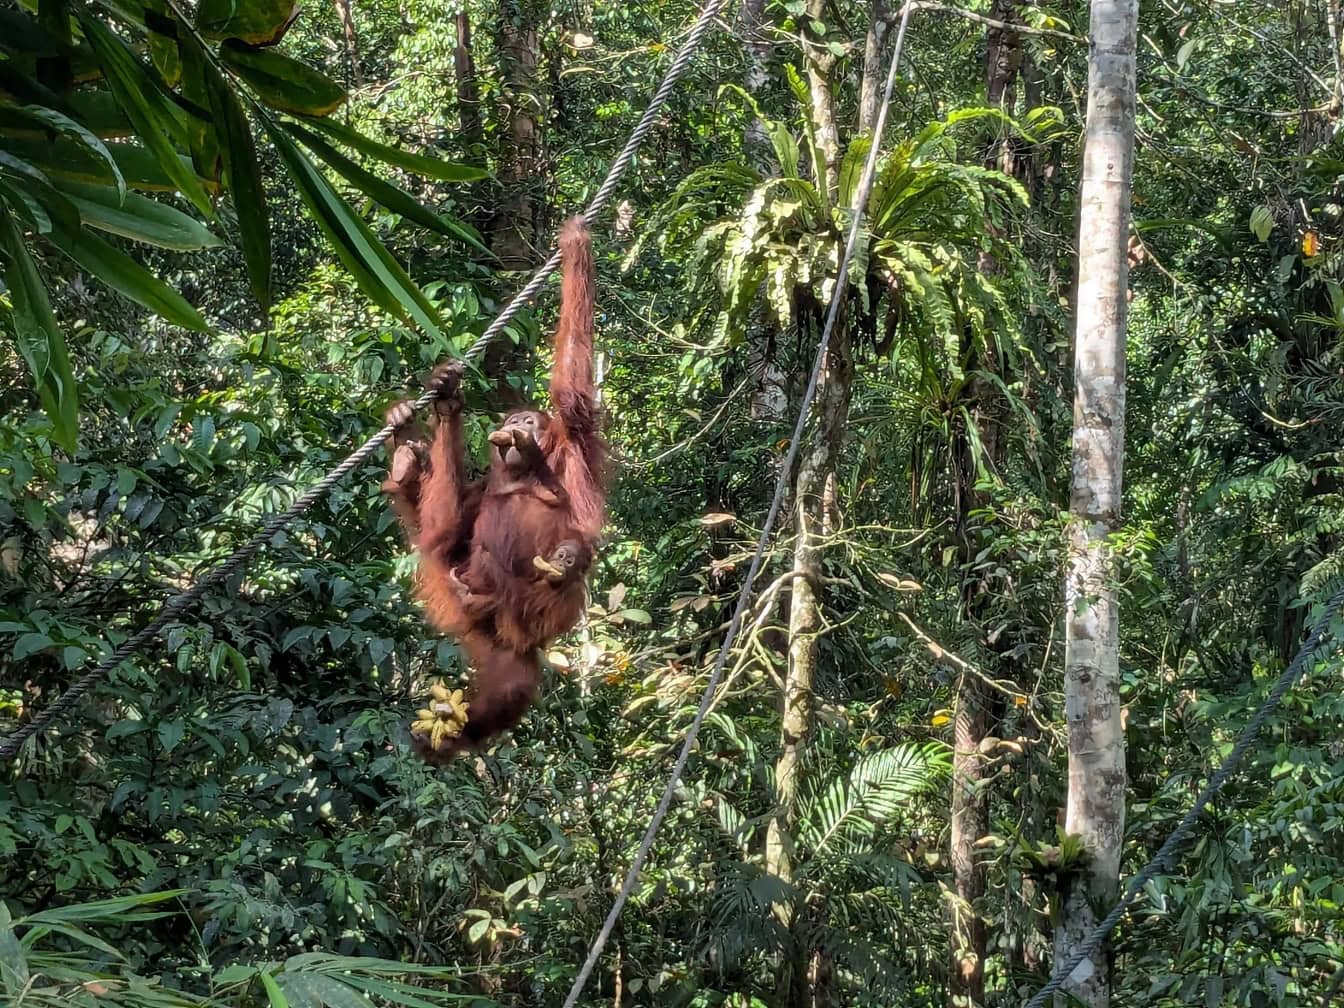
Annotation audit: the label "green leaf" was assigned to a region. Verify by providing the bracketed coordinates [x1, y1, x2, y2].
[262, 116, 442, 337]
[64, 89, 135, 139]
[199, 49, 271, 307]
[53, 179, 221, 250]
[75, 10, 214, 218]
[46, 220, 210, 330]
[0, 207, 78, 451]
[1249, 205, 1274, 243]
[289, 122, 489, 253]
[0, 179, 52, 233]
[260, 971, 291, 1008]
[299, 114, 490, 182]
[0, 901, 28, 990]
[0, 103, 125, 201]
[197, 0, 299, 44]
[3, 137, 208, 194]
[12, 631, 54, 660]
[220, 40, 345, 116]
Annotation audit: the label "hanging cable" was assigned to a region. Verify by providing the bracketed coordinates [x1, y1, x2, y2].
[558, 4, 917, 1005]
[0, 0, 729, 763]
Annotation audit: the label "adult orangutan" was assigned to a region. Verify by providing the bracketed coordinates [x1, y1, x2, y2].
[383, 216, 606, 762]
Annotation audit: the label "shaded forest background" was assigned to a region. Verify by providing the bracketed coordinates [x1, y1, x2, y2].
[1, 0, 1342, 1005]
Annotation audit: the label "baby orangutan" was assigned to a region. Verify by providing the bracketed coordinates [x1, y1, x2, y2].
[450, 537, 593, 622]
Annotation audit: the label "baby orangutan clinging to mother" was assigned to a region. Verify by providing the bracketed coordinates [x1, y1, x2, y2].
[382, 216, 607, 763]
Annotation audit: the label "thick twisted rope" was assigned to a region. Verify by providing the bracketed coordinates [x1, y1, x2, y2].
[0, 0, 727, 763]
[1023, 583, 1344, 1007]
[558, 4, 917, 1005]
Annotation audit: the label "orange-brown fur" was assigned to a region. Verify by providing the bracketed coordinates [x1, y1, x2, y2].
[384, 217, 606, 761]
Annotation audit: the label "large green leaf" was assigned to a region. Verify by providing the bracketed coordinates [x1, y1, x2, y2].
[0, 205, 78, 451]
[220, 41, 345, 116]
[1, 136, 209, 195]
[76, 9, 214, 218]
[263, 116, 441, 337]
[0, 102, 125, 201]
[299, 114, 490, 183]
[64, 88, 135, 138]
[202, 53, 270, 308]
[46, 220, 210, 331]
[197, 0, 298, 45]
[289, 122, 489, 254]
[53, 179, 221, 250]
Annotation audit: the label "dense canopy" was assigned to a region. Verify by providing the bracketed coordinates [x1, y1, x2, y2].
[1, 0, 1341, 1006]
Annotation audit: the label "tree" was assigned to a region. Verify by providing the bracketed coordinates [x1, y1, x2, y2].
[1054, 1, 1136, 1004]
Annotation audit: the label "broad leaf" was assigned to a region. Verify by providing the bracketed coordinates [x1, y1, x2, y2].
[197, 0, 299, 45]
[290, 122, 489, 253]
[300, 114, 490, 182]
[54, 180, 221, 249]
[263, 116, 441, 337]
[46, 221, 210, 330]
[220, 41, 345, 117]
[0, 103, 125, 201]
[0, 206, 78, 451]
[76, 10, 214, 217]
[204, 62, 271, 308]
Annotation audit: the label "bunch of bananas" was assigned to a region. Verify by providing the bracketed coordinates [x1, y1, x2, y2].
[410, 682, 470, 751]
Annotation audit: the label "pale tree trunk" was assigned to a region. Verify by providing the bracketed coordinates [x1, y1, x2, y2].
[803, 0, 840, 204]
[334, 0, 362, 87]
[1053, 1, 1136, 1005]
[739, 0, 777, 173]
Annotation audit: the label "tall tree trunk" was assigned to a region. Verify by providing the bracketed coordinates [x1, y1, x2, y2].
[857, 0, 891, 133]
[491, 0, 542, 268]
[1053, 2, 1135, 1005]
[765, 318, 854, 1008]
[946, 6, 1025, 1003]
[739, 0, 777, 173]
[455, 11, 484, 151]
[803, 0, 840, 204]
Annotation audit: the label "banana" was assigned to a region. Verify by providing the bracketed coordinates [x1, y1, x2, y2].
[429, 683, 451, 702]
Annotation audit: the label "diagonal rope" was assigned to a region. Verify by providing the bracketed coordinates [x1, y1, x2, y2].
[559, 4, 917, 1005]
[0, 0, 728, 763]
[1023, 582, 1344, 1008]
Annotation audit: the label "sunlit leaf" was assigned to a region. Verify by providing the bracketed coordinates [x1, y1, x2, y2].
[0, 206, 78, 451]
[197, 0, 299, 45]
[76, 9, 214, 218]
[54, 180, 221, 250]
[299, 114, 490, 183]
[220, 41, 345, 117]
[263, 116, 441, 337]
[289, 121, 489, 253]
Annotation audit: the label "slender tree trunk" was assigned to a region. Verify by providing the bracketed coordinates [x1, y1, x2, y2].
[739, 0, 777, 173]
[946, 6, 1026, 1002]
[803, 0, 840, 204]
[857, 0, 891, 133]
[491, 0, 542, 268]
[765, 319, 854, 1008]
[455, 11, 484, 151]
[1053, 2, 1135, 1005]
[334, 0, 362, 87]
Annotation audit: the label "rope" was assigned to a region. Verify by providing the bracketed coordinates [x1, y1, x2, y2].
[1023, 583, 1344, 1008]
[0, 0, 727, 763]
[559, 4, 916, 1004]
